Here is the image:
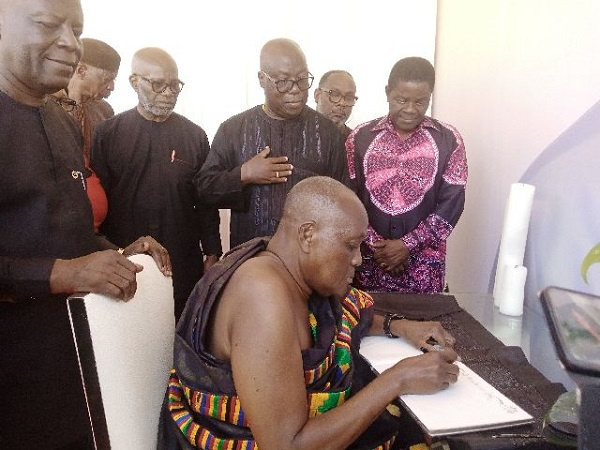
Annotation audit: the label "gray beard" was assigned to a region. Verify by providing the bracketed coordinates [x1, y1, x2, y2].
[138, 88, 174, 117]
[141, 100, 173, 117]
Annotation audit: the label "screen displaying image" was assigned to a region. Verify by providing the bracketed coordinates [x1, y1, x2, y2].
[542, 287, 600, 376]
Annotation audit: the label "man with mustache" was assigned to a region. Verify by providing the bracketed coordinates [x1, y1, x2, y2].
[0, 2, 170, 448]
[91, 47, 222, 320]
[315, 69, 358, 138]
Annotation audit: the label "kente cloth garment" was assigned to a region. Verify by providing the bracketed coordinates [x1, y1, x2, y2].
[347, 115, 467, 293]
[0, 92, 99, 448]
[158, 238, 399, 450]
[91, 108, 222, 319]
[193, 105, 349, 248]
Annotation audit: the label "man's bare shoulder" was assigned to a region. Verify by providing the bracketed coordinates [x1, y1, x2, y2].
[210, 253, 298, 359]
[223, 254, 290, 308]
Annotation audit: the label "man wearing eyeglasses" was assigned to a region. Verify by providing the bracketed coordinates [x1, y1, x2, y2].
[91, 47, 222, 320]
[52, 37, 120, 134]
[314, 70, 357, 138]
[194, 38, 349, 249]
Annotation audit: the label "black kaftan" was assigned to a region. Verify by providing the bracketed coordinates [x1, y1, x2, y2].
[92, 109, 222, 318]
[194, 105, 349, 248]
[0, 92, 99, 449]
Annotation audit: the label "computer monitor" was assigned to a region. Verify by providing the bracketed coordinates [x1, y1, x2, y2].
[540, 286, 600, 381]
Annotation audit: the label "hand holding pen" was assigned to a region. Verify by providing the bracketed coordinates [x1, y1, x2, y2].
[392, 319, 456, 353]
[421, 336, 447, 353]
[421, 337, 463, 362]
[383, 339, 460, 394]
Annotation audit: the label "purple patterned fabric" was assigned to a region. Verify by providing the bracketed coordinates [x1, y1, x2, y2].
[347, 115, 467, 293]
[363, 123, 438, 215]
[356, 221, 452, 293]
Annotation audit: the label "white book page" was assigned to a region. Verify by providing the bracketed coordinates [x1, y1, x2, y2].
[359, 336, 534, 436]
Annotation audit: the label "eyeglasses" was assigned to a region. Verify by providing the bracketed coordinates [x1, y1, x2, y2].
[135, 75, 185, 94]
[320, 88, 358, 106]
[52, 96, 77, 112]
[261, 71, 314, 93]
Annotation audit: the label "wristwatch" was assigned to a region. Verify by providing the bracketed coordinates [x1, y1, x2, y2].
[383, 313, 406, 339]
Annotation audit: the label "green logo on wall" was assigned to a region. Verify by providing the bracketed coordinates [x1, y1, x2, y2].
[581, 243, 600, 284]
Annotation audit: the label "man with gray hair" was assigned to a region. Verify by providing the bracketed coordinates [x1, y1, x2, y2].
[314, 69, 357, 137]
[0, 2, 170, 448]
[92, 47, 222, 320]
[160, 176, 458, 449]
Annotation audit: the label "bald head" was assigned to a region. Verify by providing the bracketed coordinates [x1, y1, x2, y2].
[132, 47, 178, 75]
[259, 38, 307, 74]
[258, 38, 311, 120]
[315, 70, 357, 125]
[271, 176, 367, 299]
[280, 176, 367, 237]
[130, 47, 181, 121]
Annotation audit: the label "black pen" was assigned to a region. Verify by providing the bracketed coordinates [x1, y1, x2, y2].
[420, 337, 445, 353]
[421, 337, 462, 362]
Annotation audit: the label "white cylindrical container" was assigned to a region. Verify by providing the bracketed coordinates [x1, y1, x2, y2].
[493, 183, 535, 306]
[498, 265, 528, 316]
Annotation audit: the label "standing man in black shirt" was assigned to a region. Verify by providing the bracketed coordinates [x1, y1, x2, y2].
[0, 1, 170, 448]
[92, 47, 222, 320]
[194, 38, 348, 249]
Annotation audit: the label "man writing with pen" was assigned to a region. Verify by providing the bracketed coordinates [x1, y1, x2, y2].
[159, 176, 459, 450]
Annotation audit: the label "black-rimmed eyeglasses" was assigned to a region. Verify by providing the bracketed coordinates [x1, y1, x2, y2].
[135, 75, 185, 94]
[261, 71, 314, 93]
[51, 96, 77, 112]
[320, 88, 358, 106]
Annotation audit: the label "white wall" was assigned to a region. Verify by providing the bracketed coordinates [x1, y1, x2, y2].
[80, 0, 437, 141]
[435, 0, 600, 293]
[81, 0, 437, 251]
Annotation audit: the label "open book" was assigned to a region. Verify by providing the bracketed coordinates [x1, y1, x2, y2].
[359, 336, 534, 437]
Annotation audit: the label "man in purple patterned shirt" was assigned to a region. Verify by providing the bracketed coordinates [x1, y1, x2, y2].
[346, 57, 468, 293]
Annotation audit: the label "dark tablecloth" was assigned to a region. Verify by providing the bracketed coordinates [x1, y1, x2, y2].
[370, 292, 567, 450]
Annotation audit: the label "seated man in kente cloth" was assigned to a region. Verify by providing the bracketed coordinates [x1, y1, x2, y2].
[159, 176, 459, 450]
